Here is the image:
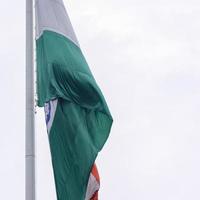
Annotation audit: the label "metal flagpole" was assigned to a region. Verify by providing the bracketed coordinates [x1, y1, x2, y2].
[26, 0, 35, 199]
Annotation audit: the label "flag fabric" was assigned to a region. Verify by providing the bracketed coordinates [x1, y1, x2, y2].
[85, 164, 100, 200]
[35, 0, 113, 199]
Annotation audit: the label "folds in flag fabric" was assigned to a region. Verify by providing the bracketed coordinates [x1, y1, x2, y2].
[35, 0, 113, 199]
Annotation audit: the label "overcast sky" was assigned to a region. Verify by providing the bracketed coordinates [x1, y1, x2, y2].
[1, 0, 200, 199]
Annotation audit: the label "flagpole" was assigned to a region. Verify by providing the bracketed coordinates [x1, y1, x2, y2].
[26, 0, 35, 199]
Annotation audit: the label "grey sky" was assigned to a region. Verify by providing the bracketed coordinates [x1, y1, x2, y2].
[0, 0, 200, 199]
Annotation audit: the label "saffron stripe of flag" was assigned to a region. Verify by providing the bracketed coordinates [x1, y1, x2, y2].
[86, 164, 100, 200]
[36, 0, 113, 199]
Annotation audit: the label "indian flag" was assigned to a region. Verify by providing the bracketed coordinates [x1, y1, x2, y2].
[35, 0, 113, 199]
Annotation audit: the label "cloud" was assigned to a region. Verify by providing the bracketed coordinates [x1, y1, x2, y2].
[1, 0, 200, 199]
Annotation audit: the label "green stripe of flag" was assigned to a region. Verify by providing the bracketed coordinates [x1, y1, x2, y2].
[36, 30, 113, 199]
